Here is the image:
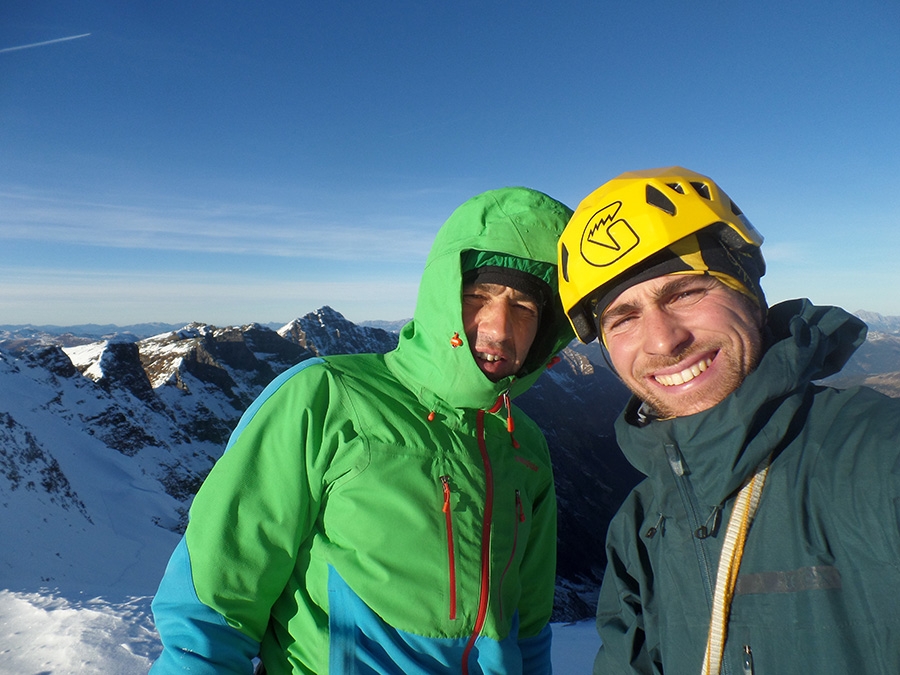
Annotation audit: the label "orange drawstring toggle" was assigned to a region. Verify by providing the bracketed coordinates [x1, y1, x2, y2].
[449, 332, 463, 348]
[427, 411, 436, 422]
[547, 355, 561, 369]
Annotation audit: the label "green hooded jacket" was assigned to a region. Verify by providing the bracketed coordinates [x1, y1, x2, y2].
[151, 188, 575, 674]
[594, 300, 900, 674]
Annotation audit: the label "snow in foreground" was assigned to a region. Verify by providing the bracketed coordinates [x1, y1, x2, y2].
[0, 589, 599, 673]
[0, 591, 158, 674]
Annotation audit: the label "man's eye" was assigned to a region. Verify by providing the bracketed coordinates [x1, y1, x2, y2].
[603, 314, 635, 333]
[671, 288, 705, 304]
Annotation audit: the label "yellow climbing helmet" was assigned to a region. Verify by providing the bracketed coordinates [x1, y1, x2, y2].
[558, 166, 766, 344]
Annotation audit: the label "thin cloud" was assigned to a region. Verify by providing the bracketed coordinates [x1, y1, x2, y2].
[0, 188, 433, 262]
[0, 266, 419, 326]
[0, 33, 91, 54]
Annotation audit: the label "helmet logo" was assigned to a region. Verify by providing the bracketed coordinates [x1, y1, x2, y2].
[580, 201, 639, 267]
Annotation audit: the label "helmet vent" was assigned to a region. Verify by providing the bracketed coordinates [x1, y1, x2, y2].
[645, 184, 676, 216]
[666, 182, 686, 194]
[730, 200, 744, 216]
[690, 181, 712, 200]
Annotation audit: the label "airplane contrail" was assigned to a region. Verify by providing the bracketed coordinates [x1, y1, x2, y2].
[0, 33, 91, 54]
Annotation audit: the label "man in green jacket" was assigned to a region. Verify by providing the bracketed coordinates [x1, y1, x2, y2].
[151, 187, 575, 674]
[557, 167, 900, 674]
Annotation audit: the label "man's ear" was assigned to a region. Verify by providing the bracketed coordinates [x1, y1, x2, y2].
[757, 304, 768, 331]
[738, 290, 766, 331]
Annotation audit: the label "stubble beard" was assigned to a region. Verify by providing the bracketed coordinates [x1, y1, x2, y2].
[630, 341, 762, 419]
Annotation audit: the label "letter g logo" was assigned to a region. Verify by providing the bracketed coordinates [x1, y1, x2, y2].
[580, 201, 640, 267]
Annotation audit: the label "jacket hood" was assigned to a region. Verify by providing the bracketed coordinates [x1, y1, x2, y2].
[616, 299, 867, 505]
[385, 187, 574, 412]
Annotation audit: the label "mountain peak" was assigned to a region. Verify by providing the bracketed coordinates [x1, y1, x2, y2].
[278, 306, 397, 356]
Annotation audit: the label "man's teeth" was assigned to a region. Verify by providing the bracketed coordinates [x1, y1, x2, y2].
[479, 353, 501, 362]
[655, 358, 712, 386]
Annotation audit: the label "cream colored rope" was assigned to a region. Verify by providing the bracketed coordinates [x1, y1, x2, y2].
[701, 458, 770, 675]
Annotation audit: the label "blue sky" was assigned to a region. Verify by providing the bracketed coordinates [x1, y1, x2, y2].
[2, 1, 898, 328]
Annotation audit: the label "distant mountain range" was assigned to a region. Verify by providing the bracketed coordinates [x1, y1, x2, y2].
[0, 316, 409, 342]
[854, 310, 900, 335]
[812, 310, 900, 397]
[2, 307, 898, 623]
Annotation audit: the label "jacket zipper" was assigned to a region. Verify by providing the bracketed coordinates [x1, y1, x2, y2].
[742, 645, 754, 675]
[498, 489, 525, 621]
[440, 475, 457, 620]
[460, 408, 494, 675]
[667, 442, 741, 675]
[665, 443, 717, 607]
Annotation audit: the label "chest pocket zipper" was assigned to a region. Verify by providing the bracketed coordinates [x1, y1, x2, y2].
[440, 475, 457, 620]
[498, 489, 526, 621]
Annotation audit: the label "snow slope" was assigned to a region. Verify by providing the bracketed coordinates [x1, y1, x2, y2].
[0, 590, 599, 673]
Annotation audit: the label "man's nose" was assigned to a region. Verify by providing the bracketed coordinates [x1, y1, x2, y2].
[479, 301, 513, 340]
[641, 307, 690, 355]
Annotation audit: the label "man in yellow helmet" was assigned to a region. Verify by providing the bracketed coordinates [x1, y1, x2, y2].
[558, 167, 900, 674]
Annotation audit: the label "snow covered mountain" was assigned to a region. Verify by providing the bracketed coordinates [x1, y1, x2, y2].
[0, 306, 637, 626]
[854, 310, 900, 335]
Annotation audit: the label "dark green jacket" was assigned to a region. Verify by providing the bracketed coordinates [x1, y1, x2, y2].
[595, 300, 900, 674]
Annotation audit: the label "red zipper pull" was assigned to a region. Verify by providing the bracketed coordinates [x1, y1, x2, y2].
[502, 392, 514, 432]
[502, 392, 519, 447]
[441, 475, 452, 512]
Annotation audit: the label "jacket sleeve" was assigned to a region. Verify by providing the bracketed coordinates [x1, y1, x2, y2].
[151, 359, 339, 673]
[150, 538, 259, 673]
[593, 500, 661, 675]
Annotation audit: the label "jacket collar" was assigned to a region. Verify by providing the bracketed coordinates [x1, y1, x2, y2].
[615, 299, 867, 505]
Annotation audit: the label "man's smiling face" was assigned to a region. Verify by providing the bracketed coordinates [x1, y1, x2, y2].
[462, 282, 540, 382]
[601, 274, 764, 418]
